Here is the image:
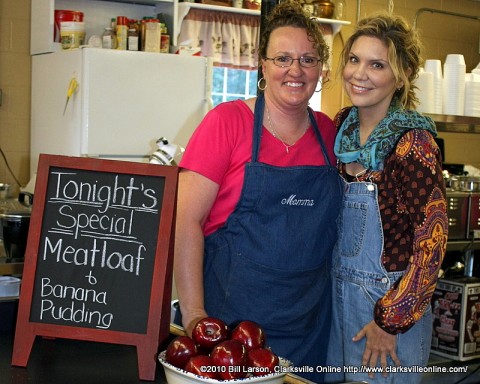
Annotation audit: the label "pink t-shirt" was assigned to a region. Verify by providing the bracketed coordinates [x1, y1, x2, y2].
[179, 99, 337, 236]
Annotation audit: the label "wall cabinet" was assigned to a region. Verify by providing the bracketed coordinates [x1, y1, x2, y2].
[31, 0, 349, 55]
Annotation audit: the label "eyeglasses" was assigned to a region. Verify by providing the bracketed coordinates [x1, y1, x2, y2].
[265, 56, 321, 68]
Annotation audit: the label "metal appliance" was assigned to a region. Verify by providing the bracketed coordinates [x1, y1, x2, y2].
[446, 190, 470, 240]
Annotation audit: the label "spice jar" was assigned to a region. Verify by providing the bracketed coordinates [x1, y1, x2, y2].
[128, 28, 139, 51]
[160, 24, 170, 53]
[102, 27, 117, 49]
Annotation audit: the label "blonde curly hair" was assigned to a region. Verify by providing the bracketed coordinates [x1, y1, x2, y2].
[339, 12, 424, 110]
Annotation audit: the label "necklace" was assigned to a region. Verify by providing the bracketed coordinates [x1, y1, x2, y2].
[265, 105, 309, 153]
[355, 168, 367, 181]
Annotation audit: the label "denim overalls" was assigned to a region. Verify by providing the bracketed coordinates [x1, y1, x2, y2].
[203, 94, 343, 383]
[326, 180, 432, 384]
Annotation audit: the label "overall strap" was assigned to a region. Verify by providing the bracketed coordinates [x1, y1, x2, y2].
[252, 92, 265, 162]
[253, 93, 331, 166]
[308, 108, 332, 166]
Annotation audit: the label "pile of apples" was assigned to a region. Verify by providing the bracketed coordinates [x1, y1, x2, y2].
[165, 317, 280, 380]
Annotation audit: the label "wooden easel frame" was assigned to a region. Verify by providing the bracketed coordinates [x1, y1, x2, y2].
[12, 154, 178, 381]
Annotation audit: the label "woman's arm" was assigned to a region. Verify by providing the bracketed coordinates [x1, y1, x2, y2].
[174, 169, 220, 336]
[354, 129, 448, 377]
[374, 129, 448, 334]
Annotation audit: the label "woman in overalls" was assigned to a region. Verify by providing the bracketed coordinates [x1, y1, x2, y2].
[174, 2, 343, 382]
[326, 13, 448, 384]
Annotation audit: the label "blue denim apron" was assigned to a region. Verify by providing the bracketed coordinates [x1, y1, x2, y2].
[203, 94, 343, 382]
[327, 180, 432, 384]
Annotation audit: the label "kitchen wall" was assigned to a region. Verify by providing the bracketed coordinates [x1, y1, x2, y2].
[0, 0, 31, 196]
[0, 0, 479, 195]
[323, 0, 480, 167]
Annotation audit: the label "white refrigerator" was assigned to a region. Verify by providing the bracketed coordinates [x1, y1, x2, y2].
[30, 48, 212, 175]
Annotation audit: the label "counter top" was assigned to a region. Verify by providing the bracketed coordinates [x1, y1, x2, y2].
[0, 256, 23, 276]
[0, 329, 171, 384]
[1, 326, 480, 383]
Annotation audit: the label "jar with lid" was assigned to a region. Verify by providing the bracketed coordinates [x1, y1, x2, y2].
[160, 24, 169, 53]
[102, 27, 117, 49]
[128, 28, 139, 51]
[333, 0, 346, 20]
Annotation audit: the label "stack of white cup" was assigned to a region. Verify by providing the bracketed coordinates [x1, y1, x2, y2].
[443, 54, 466, 116]
[424, 59, 443, 114]
[473, 62, 480, 76]
[464, 73, 480, 117]
[416, 68, 434, 114]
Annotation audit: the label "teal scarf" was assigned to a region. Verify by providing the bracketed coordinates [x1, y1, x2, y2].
[334, 103, 437, 171]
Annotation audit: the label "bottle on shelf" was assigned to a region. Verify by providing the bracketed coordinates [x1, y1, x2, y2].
[116, 16, 128, 50]
[334, 0, 346, 20]
[128, 28, 139, 51]
[102, 27, 117, 49]
[160, 23, 169, 53]
[140, 17, 154, 52]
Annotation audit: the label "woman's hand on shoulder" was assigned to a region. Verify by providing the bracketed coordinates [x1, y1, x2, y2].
[353, 320, 401, 378]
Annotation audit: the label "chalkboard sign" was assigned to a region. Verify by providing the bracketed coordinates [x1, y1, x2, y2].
[12, 154, 178, 381]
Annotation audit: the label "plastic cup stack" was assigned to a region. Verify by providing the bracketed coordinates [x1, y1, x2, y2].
[416, 68, 434, 114]
[464, 73, 480, 117]
[424, 59, 443, 114]
[443, 54, 466, 116]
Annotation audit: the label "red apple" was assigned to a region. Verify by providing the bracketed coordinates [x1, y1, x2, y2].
[184, 355, 220, 380]
[210, 339, 247, 380]
[192, 317, 230, 350]
[231, 320, 266, 351]
[247, 347, 280, 376]
[165, 335, 198, 369]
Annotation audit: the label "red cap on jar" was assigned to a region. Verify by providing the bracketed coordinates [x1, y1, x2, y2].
[116, 16, 128, 26]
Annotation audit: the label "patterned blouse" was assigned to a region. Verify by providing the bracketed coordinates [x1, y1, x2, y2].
[335, 108, 449, 335]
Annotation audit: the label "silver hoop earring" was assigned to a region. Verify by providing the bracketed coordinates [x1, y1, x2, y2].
[315, 80, 322, 93]
[257, 77, 267, 91]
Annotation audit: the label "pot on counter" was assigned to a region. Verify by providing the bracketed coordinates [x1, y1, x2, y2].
[458, 176, 480, 192]
[0, 192, 33, 263]
[0, 211, 30, 263]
